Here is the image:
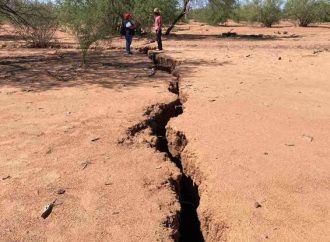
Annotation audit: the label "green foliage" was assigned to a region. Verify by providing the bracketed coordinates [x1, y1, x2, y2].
[285, 0, 330, 27]
[57, 0, 118, 64]
[319, 1, 330, 22]
[189, 8, 210, 23]
[1, 1, 58, 47]
[232, 1, 260, 23]
[233, 0, 282, 27]
[259, 0, 282, 27]
[130, 0, 178, 31]
[0, 13, 5, 24]
[189, 0, 238, 25]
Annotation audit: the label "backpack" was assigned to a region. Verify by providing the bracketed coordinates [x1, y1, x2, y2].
[120, 21, 126, 36]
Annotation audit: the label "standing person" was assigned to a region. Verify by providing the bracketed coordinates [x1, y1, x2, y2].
[154, 8, 163, 51]
[122, 13, 136, 55]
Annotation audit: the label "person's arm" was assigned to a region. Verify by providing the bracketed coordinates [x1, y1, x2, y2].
[126, 21, 135, 29]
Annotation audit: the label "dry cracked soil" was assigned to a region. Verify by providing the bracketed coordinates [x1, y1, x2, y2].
[1, 21, 330, 242]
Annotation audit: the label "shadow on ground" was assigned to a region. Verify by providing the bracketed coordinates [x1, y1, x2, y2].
[0, 50, 168, 92]
[167, 33, 302, 41]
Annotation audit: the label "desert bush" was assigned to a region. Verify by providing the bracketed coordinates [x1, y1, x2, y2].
[15, 2, 58, 48]
[58, 0, 118, 65]
[233, 0, 282, 27]
[0, 13, 5, 24]
[319, 1, 330, 22]
[285, 0, 330, 27]
[189, 8, 211, 23]
[131, 0, 178, 31]
[258, 0, 282, 27]
[231, 1, 260, 23]
[189, 0, 238, 25]
[1, 0, 58, 47]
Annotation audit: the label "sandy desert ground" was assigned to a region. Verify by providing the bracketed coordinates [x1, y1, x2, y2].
[1, 21, 330, 242]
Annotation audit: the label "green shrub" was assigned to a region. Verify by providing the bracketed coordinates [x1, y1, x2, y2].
[58, 0, 118, 65]
[233, 0, 282, 27]
[233, 1, 261, 23]
[285, 0, 330, 27]
[131, 0, 178, 31]
[1, 0, 58, 47]
[259, 0, 282, 27]
[189, 0, 238, 25]
[319, 1, 330, 22]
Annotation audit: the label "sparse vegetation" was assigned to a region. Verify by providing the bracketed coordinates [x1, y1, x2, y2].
[58, 0, 118, 65]
[285, 0, 330, 27]
[233, 0, 282, 27]
[0, 1, 58, 47]
[131, 0, 178, 33]
[258, 0, 282, 27]
[15, 2, 58, 47]
[188, 0, 238, 25]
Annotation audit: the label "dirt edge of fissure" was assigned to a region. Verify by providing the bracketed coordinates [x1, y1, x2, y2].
[118, 50, 225, 241]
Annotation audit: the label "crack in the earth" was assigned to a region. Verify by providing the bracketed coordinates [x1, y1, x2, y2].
[121, 51, 205, 241]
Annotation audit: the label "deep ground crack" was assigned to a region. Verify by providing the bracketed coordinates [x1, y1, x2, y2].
[152, 102, 204, 242]
[123, 51, 205, 241]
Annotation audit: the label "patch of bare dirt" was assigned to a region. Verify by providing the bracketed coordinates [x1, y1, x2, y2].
[0, 24, 182, 241]
[163, 21, 330, 241]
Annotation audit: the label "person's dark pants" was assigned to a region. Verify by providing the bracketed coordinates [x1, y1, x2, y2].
[125, 34, 133, 54]
[156, 30, 163, 51]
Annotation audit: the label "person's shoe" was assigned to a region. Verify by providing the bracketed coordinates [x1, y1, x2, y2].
[128, 51, 133, 55]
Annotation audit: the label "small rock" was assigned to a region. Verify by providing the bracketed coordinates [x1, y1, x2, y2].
[302, 134, 313, 143]
[41, 199, 56, 219]
[156, 166, 162, 169]
[264, 152, 269, 155]
[278, 57, 282, 60]
[46, 148, 52, 155]
[91, 137, 100, 142]
[285, 144, 295, 147]
[255, 202, 262, 208]
[56, 189, 66, 195]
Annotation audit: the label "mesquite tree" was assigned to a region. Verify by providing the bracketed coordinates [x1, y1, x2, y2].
[0, 0, 58, 47]
[258, 0, 282, 27]
[285, 0, 330, 27]
[166, 0, 190, 35]
[232, 0, 282, 27]
[166, 0, 237, 34]
[0, 0, 28, 25]
[58, 0, 119, 65]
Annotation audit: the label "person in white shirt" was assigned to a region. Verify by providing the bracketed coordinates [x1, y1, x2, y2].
[122, 13, 136, 55]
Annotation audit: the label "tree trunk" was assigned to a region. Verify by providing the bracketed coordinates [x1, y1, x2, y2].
[82, 48, 88, 66]
[165, 0, 189, 35]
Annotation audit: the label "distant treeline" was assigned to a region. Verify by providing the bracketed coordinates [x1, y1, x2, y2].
[0, 0, 329, 64]
[190, 0, 330, 27]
